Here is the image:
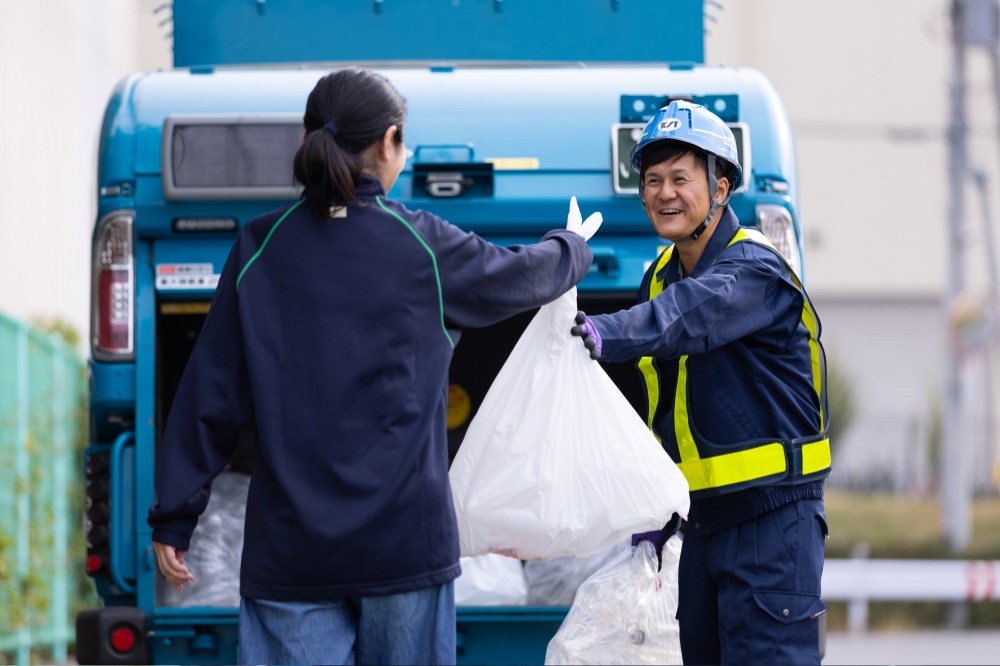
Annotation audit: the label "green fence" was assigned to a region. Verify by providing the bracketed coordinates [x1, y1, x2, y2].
[0, 312, 87, 665]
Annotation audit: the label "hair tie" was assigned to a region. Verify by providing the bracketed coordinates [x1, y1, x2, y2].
[323, 123, 338, 138]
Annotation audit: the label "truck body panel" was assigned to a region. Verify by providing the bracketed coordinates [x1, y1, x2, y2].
[170, 0, 705, 67]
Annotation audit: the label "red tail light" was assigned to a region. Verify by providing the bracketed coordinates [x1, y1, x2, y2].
[110, 625, 137, 653]
[97, 267, 130, 350]
[92, 212, 134, 361]
[86, 554, 104, 575]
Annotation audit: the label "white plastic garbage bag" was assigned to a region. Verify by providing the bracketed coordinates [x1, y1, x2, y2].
[545, 535, 684, 665]
[455, 554, 529, 606]
[450, 288, 689, 560]
[158, 471, 248, 608]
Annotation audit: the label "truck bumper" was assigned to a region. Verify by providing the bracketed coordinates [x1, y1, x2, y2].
[76, 607, 149, 665]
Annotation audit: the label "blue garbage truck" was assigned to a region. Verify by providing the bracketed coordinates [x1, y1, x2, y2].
[76, 1, 807, 663]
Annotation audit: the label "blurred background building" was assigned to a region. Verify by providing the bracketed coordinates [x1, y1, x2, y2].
[709, 1, 1000, 496]
[1, 0, 998, 495]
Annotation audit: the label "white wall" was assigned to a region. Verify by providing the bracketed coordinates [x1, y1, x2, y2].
[707, 0, 953, 298]
[0, 0, 169, 348]
[706, 0, 1000, 304]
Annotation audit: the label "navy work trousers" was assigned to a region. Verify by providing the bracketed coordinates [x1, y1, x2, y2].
[678, 498, 828, 665]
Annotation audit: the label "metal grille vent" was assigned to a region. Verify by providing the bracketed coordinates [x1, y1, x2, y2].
[163, 115, 303, 200]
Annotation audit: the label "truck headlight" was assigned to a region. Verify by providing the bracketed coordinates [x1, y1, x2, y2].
[756, 204, 803, 280]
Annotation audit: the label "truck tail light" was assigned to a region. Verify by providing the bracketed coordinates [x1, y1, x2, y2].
[86, 554, 104, 575]
[110, 625, 138, 653]
[84, 449, 111, 578]
[756, 204, 803, 280]
[92, 211, 135, 361]
[76, 607, 149, 665]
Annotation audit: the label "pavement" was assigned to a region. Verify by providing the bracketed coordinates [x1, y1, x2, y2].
[824, 630, 1000, 665]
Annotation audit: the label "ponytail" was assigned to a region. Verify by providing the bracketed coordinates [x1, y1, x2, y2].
[293, 68, 407, 218]
[293, 124, 363, 216]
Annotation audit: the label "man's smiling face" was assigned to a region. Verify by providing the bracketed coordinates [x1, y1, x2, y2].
[640, 152, 715, 242]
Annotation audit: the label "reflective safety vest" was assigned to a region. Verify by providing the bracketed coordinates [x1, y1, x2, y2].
[638, 227, 832, 497]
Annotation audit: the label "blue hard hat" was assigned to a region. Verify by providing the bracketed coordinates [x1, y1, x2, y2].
[629, 100, 743, 191]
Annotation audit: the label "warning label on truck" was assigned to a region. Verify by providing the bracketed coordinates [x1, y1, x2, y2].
[155, 263, 219, 290]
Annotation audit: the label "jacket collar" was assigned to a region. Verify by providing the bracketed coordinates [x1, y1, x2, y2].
[355, 174, 387, 199]
[663, 206, 741, 282]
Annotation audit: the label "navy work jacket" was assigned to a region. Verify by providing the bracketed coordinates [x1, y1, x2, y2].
[148, 178, 593, 600]
[592, 208, 824, 533]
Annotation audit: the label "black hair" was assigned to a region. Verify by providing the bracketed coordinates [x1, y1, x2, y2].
[639, 141, 730, 191]
[293, 67, 407, 217]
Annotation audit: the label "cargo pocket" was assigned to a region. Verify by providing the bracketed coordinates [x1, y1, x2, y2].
[748, 590, 826, 664]
[752, 590, 826, 624]
[816, 511, 829, 540]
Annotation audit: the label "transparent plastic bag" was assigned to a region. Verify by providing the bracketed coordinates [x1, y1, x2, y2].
[450, 288, 689, 560]
[545, 535, 683, 665]
[524, 539, 630, 606]
[455, 554, 529, 606]
[158, 471, 248, 608]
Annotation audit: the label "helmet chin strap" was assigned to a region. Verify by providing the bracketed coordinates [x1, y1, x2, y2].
[674, 154, 730, 244]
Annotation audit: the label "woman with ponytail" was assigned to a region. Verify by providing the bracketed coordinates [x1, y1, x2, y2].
[148, 67, 601, 665]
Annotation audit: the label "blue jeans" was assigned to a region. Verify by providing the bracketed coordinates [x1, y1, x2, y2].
[239, 583, 456, 665]
[678, 498, 828, 665]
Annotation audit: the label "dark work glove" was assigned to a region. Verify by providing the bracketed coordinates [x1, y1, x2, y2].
[570, 311, 602, 360]
[631, 514, 681, 570]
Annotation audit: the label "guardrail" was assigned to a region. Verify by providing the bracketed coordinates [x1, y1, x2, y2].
[823, 555, 1000, 631]
[0, 312, 87, 664]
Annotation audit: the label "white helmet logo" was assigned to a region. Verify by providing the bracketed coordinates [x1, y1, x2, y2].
[658, 118, 682, 132]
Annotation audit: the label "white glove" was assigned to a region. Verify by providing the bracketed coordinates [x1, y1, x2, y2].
[565, 196, 603, 242]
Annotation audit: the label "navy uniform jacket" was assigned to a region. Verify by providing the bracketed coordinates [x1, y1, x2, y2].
[148, 177, 593, 600]
[591, 208, 824, 534]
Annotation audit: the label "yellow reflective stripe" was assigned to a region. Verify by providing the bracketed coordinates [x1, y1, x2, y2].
[666, 227, 830, 491]
[639, 245, 675, 441]
[679, 350, 796, 489]
[728, 229, 827, 432]
[638, 357, 661, 442]
[802, 438, 832, 475]
[799, 296, 818, 333]
[801, 298, 825, 431]
[810, 337, 825, 430]
[643, 230, 832, 491]
[674, 356, 701, 462]
[678, 443, 787, 492]
[649, 246, 673, 299]
[727, 227, 772, 251]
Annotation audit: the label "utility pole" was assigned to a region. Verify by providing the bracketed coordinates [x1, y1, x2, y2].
[944, 0, 1000, 552]
[943, 0, 972, 554]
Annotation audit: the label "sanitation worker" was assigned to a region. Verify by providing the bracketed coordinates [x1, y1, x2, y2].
[148, 66, 601, 666]
[572, 100, 831, 665]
